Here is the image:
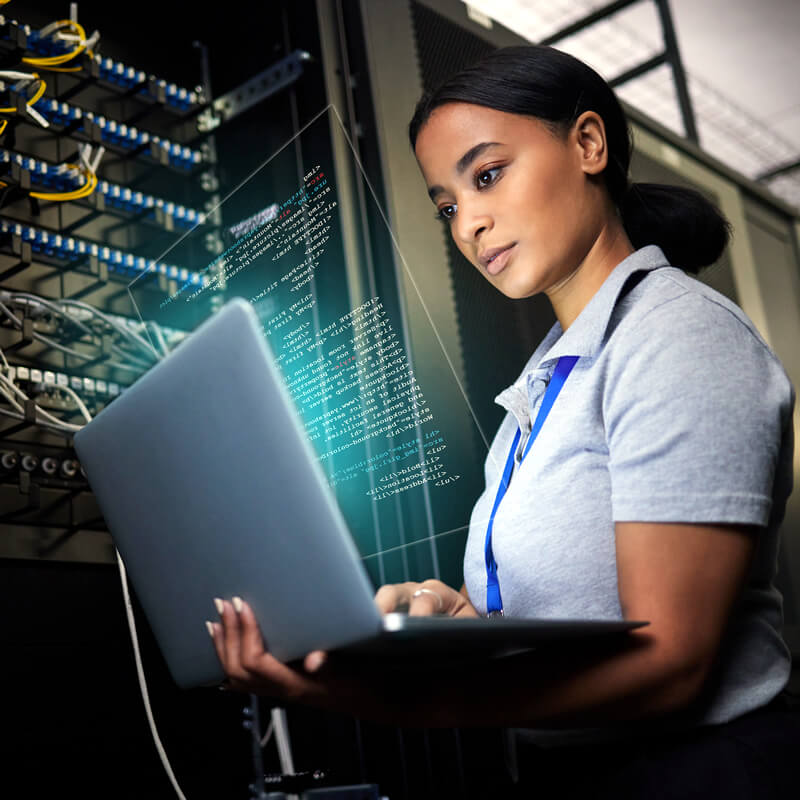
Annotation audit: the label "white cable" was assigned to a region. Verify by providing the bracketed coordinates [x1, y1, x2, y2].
[0, 380, 24, 412]
[150, 323, 170, 359]
[11, 74, 38, 90]
[89, 144, 105, 174]
[78, 143, 92, 171]
[59, 298, 161, 361]
[0, 70, 40, 81]
[35, 406, 83, 432]
[271, 707, 295, 774]
[0, 372, 25, 401]
[0, 295, 143, 374]
[116, 551, 188, 800]
[41, 377, 187, 800]
[26, 104, 49, 128]
[0, 406, 79, 437]
[9, 293, 95, 338]
[50, 383, 92, 423]
[0, 371, 83, 432]
[259, 718, 275, 748]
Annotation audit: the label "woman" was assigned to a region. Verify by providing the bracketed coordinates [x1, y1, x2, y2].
[210, 46, 798, 797]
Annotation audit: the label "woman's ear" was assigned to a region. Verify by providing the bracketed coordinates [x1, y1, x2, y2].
[573, 111, 608, 175]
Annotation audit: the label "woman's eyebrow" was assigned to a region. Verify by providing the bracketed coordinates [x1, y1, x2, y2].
[427, 141, 503, 200]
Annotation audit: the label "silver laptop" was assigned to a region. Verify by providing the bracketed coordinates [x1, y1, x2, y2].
[73, 298, 646, 688]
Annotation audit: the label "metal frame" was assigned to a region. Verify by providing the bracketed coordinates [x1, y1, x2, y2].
[538, 0, 699, 143]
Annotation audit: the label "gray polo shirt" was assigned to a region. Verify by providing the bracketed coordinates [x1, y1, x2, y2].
[463, 244, 795, 729]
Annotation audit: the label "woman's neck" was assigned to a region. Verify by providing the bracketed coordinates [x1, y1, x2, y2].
[545, 221, 634, 332]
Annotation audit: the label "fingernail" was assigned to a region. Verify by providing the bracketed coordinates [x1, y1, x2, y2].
[205, 620, 214, 638]
[232, 596, 243, 614]
[307, 652, 326, 672]
[214, 597, 224, 615]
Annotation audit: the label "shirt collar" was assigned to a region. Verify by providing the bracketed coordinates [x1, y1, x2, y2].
[494, 245, 671, 420]
[534, 244, 671, 365]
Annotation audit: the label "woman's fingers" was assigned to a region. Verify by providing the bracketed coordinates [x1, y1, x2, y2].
[409, 585, 444, 616]
[237, 598, 269, 673]
[374, 580, 453, 616]
[217, 597, 248, 681]
[374, 583, 405, 614]
[304, 650, 328, 673]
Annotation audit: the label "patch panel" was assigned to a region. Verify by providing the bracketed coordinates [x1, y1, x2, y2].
[0, 148, 207, 229]
[1, 87, 203, 170]
[7, 363, 123, 399]
[0, 14, 200, 111]
[0, 219, 208, 286]
[0, 290, 188, 348]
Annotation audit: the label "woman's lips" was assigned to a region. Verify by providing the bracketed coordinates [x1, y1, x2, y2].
[486, 244, 516, 276]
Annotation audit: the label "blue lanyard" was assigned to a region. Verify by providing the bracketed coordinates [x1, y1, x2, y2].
[484, 355, 579, 616]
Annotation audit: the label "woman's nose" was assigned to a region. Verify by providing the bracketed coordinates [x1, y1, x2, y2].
[453, 202, 492, 245]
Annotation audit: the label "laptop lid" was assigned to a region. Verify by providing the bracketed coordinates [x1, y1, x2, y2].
[74, 297, 384, 687]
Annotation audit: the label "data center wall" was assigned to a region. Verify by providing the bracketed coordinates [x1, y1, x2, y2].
[0, 2, 342, 563]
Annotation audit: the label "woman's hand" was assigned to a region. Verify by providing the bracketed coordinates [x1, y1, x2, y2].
[374, 580, 480, 618]
[209, 597, 348, 703]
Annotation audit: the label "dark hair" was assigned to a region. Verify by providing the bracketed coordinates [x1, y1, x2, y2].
[409, 46, 730, 273]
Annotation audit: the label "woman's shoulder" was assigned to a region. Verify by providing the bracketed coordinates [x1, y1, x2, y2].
[603, 265, 795, 421]
[610, 265, 779, 365]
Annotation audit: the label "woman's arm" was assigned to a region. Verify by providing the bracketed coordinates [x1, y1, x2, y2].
[211, 520, 755, 728]
[408, 519, 757, 728]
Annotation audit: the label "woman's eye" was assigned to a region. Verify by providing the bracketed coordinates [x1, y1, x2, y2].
[436, 204, 456, 221]
[475, 167, 502, 188]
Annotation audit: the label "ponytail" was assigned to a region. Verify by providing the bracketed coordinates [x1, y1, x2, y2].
[620, 183, 731, 274]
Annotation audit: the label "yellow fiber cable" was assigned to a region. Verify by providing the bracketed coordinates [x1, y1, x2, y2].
[42, 65, 83, 73]
[23, 21, 90, 67]
[27, 75, 46, 105]
[0, 119, 7, 136]
[30, 167, 98, 202]
[0, 74, 46, 113]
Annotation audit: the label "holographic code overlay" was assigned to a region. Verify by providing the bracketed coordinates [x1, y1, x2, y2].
[127, 105, 492, 586]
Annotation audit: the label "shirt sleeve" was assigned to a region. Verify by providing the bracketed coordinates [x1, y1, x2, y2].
[603, 291, 795, 525]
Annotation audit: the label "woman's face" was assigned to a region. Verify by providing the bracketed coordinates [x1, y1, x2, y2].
[413, 102, 610, 300]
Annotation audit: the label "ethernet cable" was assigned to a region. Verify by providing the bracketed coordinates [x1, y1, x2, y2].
[0, 294, 153, 369]
[0, 406, 82, 436]
[147, 321, 170, 358]
[66, 359, 190, 800]
[45, 382, 92, 424]
[116, 554, 188, 800]
[2, 294, 155, 370]
[0, 338, 93, 425]
[0, 372, 82, 433]
[0, 298, 146, 375]
[5, 289, 158, 363]
[0, 369, 82, 430]
[58, 297, 161, 362]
